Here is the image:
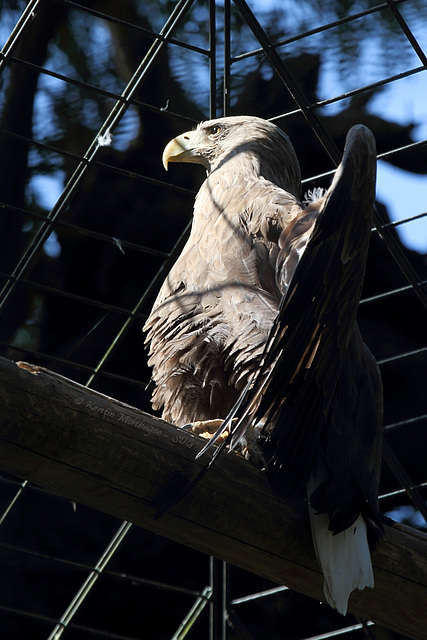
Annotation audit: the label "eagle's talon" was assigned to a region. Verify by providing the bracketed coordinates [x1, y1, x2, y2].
[186, 418, 228, 441]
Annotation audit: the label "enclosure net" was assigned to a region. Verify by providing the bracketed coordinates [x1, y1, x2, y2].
[0, 0, 426, 638]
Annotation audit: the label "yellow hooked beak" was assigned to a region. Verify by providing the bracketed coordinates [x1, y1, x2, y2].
[162, 129, 206, 170]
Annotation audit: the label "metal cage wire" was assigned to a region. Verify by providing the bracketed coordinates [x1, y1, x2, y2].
[0, 0, 426, 638]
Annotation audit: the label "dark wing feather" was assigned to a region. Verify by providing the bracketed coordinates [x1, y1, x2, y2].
[204, 124, 382, 536]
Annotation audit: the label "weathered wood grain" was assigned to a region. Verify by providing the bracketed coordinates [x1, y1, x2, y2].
[0, 357, 426, 638]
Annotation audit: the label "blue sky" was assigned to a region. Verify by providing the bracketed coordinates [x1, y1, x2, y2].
[27, 59, 427, 257]
[368, 72, 427, 253]
[249, 0, 427, 253]
[3, 1, 426, 254]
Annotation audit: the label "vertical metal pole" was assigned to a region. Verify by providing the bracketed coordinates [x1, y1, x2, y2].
[208, 5, 224, 634]
[209, 0, 217, 118]
[210, 557, 228, 640]
[223, 0, 231, 116]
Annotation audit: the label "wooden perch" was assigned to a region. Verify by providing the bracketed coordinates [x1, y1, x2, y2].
[0, 356, 426, 639]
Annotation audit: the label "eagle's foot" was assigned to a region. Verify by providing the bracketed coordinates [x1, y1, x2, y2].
[187, 418, 229, 441]
[181, 418, 237, 441]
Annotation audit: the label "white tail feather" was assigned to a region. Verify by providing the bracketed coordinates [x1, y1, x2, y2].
[307, 474, 374, 615]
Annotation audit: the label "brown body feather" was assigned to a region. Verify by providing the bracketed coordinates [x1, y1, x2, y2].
[145, 117, 302, 425]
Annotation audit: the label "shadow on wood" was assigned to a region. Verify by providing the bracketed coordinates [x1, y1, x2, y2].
[0, 357, 426, 638]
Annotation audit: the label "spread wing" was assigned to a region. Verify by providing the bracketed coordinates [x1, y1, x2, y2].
[201, 124, 383, 535]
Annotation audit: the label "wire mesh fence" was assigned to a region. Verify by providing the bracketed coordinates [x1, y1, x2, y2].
[0, 0, 426, 638]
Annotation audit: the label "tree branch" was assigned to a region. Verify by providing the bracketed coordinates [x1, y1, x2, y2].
[0, 357, 425, 638]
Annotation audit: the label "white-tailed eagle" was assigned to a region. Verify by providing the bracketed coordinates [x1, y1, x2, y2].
[144, 116, 383, 615]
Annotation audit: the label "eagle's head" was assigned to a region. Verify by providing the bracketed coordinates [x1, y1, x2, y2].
[162, 115, 302, 198]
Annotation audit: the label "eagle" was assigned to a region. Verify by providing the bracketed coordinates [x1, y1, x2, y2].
[144, 115, 383, 615]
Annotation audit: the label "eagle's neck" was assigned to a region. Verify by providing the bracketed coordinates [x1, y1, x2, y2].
[208, 147, 300, 199]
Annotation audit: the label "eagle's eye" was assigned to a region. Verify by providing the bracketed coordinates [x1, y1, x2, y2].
[208, 124, 223, 136]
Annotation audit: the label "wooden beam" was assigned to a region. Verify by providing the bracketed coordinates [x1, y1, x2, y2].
[0, 356, 425, 638]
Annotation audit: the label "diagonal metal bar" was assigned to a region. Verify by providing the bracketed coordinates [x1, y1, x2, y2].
[377, 344, 427, 366]
[0, 6, 198, 639]
[266, 66, 425, 127]
[379, 481, 427, 502]
[0, 539, 210, 598]
[231, 585, 289, 605]
[6, 54, 200, 126]
[55, 0, 210, 57]
[46, 521, 133, 640]
[384, 414, 427, 433]
[382, 439, 427, 524]
[84, 218, 191, 387]
[372, 203, 427, 312]
[0, 340, 152, 388]
[172, 586, 212, 639]
[0, 126, 196, 198]
[0, 199, 172, 259]
[303, 621, 375, 640]
[232, 0, 341, 165]
[302, 137, 427, 185]
[0, 4, 426, 640]
[360, 278, 427, 305]
[0, 0, 196, 320]
[0, 0, 43, 73]
[311, 65, 425, 112]
[231, 0, 407, 63]
[385, 0, 427, 69]
[231, 0, 427, 317]
[0, 603, 146, 640]
[0, 479, 28, 528]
